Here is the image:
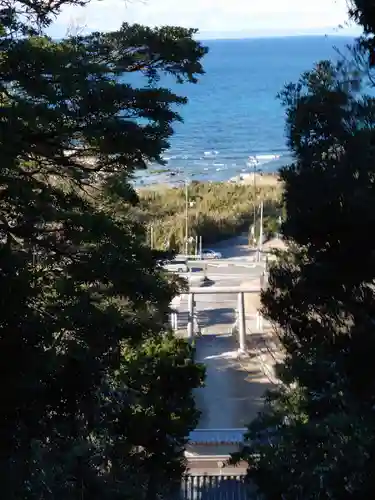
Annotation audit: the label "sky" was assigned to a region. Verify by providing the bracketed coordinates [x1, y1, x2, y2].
[51, 0, 361, 39]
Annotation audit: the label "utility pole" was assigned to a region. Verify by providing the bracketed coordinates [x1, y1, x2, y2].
[258, 200, 264, 262]
[185, 179, 189, 256]
[150, 224, 154, 249]
[253, 164, 257, 247]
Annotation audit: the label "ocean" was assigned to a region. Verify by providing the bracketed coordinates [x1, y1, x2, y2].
[133, 35, 354, 186]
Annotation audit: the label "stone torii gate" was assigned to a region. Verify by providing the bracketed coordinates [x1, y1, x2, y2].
[185, 285, 262, 351]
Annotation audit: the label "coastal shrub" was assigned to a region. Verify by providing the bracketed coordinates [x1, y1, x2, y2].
[137, 179, 283, 250]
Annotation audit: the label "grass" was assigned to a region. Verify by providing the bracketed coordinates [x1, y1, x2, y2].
[135, 178, 283, 251]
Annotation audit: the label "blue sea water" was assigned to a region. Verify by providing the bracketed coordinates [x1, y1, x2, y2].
[134, 36, 354, 186]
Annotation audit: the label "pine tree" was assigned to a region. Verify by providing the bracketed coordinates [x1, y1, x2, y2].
[0, 1, 207, 497]
[231, 60, 375, 498]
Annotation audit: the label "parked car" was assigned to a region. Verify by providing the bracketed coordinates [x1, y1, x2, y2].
[201, 249, 222, 259]
[163, 259, 189, 273]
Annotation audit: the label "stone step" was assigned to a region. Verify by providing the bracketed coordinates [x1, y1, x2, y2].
[189, 428, 247, 445]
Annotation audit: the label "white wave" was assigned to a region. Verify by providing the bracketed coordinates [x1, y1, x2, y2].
[245, 153, 282, 168]
[256, 154, 280, 161]
[203, 150, 219, 157]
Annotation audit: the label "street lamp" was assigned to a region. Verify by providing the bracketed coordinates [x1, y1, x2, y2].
[253, 164, 257, 246]
[185, 180, 189, 255]
[249, 160, 261, 248]
[258, 200, 264, 262]
[175, 177, 194, 256]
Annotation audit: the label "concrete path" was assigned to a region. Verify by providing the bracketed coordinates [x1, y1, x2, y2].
[194, 334, 272, 429]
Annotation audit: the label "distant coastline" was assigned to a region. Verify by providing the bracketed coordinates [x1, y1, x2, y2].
[134, 153, 292, 188]
[136, 173, 280, 194]
[197, 30, 360, 42]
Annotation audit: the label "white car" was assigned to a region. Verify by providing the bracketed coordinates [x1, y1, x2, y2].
[201, 249, 222, 259]
[163, 259, 189, 273]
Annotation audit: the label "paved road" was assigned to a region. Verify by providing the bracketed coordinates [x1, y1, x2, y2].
[169, 251, 270, 468]
[185, 261, 264, 289]
[207, 233, 256, 259]
[168, 237, 274, 480]
[193, 334, 271, 429]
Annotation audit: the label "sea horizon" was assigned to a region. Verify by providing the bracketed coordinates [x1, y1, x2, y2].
[196, 26, 361, 41]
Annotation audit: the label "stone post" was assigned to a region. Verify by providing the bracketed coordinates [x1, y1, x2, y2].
[187, 292, 194, 340]
[237, 291, 246, 352]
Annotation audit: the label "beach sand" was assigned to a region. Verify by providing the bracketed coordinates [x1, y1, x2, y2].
[137, 172, 281, 193]
[229, 172, 280, 187]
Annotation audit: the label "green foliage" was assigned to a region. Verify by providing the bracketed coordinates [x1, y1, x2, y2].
[248, 212, 282, 246]
[231, 58, 375, 498]
[0, 1, 207, 498]
[118, 334, 205, 494]
[137, 179, 282, 250]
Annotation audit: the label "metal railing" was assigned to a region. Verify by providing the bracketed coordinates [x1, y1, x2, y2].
[170, 311, 203, 336]
[178, 474, 253, 500]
